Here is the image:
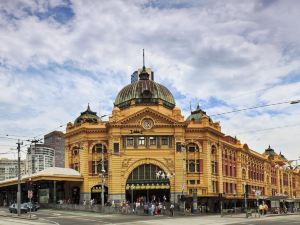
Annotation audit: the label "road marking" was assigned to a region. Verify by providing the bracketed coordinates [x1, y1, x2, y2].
[39, 218, 60, 225]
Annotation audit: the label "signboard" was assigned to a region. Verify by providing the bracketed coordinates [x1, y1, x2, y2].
[271, 200, 280, 208]
[28, 190, 33, 199]
[39, 188, 49, 204]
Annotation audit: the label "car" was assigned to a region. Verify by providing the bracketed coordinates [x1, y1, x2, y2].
[8, 203, 28, 214]
[23, 202, 40, 211]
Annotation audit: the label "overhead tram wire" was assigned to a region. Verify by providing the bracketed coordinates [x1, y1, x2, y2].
[238, 124, 300, 134]
[0, 136, 21, 141]
[32, 124, 66, 139]
[0, 134, 32, 138]
[210, 99, 300, 117]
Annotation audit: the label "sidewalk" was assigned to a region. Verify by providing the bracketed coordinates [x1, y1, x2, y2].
[0, 208, 38, 220]
[223, 211, 300, 219]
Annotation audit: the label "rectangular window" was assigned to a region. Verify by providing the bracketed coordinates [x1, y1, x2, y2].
[176, 142, 182, 152]
[211, 161, 217, 174]
[114, 143, 119, 153]
[149, 137, 156, 145]
[127, 137, 134, 146]
[188, 145, 196, 152]
[190, 180, 195, 185]
[161, 136, 169, 145]
[188, 161, 195, 172]
[138, 137, 145, 145]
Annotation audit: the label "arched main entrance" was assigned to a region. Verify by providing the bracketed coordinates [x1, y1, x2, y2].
[126, 164, 170, 203]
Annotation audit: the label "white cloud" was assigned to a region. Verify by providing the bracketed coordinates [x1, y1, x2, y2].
[0, 0, 300, 160]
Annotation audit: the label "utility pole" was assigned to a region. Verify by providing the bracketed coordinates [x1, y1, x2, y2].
[17, 139, 22, 216]
[244, 183, 248, 218]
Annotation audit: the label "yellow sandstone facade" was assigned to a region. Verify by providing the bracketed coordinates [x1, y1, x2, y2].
[64, 65, 300, 210]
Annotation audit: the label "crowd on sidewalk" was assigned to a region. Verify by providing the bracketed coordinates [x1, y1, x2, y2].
[104, 195, 175, 216]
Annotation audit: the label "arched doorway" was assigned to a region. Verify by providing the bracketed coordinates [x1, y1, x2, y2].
[126, 164, 170, 203]
[91, 185, 108, 204]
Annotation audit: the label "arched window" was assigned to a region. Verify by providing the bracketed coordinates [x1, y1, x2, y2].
[127, 164, 169, 183]
[72, 147, 79, 156]
[211, 145, 218, 174]
[92, 143, 107, 153]
[211, 145, 217, 155]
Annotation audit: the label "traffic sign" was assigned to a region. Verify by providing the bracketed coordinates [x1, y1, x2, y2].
[28, 190, 33, 199]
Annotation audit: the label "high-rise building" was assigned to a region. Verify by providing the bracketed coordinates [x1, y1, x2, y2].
[0, 158, 25, 181]
[44, 131, 65, 168]
[26, 144, 55, 174]
[131, 71, 138, 83]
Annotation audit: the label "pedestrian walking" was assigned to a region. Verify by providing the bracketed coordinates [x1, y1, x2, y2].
[170, 203, 174, 216]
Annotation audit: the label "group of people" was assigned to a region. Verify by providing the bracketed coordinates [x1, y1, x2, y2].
[104, 195, 175, 216]
[258, 202, 269, 215]
[82, 198, 95, 206]
[58, 198, 72, 204]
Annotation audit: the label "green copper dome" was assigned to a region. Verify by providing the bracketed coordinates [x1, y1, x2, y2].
[187, 105, 212, 122]
[264, 145, 276, 157]
[74, 104, 100, 125]
[114, 69, 175, 109]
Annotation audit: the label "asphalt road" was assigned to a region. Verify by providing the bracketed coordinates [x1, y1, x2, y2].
[1, 209, 300, 225]
[33, 209, 171, 225]
[32, 209, 300, 225]
[230, 215, 300, 225]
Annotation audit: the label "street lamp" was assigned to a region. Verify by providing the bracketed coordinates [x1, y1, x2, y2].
[253, 189, 261, 218]
[16, 140, 22, 216]
[100, 167, 105, 209]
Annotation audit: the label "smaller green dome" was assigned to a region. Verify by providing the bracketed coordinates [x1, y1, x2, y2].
[187, 105, 212, 122]
[74, 104, 100, 125]
[279, 152, 287, 161]
[264, 145, 276, 156]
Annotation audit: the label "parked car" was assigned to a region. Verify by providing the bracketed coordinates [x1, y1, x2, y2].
[23, 202, 40, 211]
[8, 203, 28, 214]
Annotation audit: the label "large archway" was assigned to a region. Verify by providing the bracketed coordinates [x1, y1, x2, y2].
[126, 164, 170, 203]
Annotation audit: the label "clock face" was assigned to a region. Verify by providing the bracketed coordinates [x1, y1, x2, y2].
[142, 119, 153, 129]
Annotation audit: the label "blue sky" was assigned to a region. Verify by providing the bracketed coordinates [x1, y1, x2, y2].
[0, 0, 300, 160]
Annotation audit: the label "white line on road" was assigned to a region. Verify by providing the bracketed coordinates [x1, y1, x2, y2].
[40, 218, 60, 225]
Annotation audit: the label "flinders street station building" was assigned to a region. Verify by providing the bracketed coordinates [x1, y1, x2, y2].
[64, 64, 300, 211]
[1, 63, 298, 212]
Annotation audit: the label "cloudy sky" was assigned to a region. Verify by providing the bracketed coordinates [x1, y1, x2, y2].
[0, 0, 299, 161]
